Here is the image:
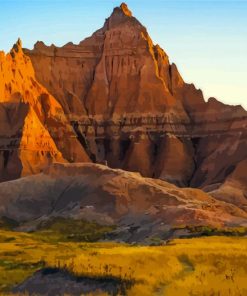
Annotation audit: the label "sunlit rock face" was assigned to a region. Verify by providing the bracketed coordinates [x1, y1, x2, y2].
[21, 3, 247, 188]
[0, 39, 90, 181]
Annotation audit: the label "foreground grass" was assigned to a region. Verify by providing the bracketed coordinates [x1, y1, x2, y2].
[0, 230, 246, 295]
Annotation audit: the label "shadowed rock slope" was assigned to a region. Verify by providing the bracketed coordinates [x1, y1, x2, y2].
[24, 3, 247, 189]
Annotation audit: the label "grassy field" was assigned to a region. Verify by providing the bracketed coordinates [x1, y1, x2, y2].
[0, 230, 246, 295]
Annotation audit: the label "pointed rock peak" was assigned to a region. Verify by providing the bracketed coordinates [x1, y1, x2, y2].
[13, 38, 22, 50]
[34, 41, 46, 50]
[111, 2, 133, 18]
[120, 3, 132, 16]
[105, 2, 143, 30]
[10, 38, 23, 58]
[17, 38, 22, 47]
[207, 97, 222, 106]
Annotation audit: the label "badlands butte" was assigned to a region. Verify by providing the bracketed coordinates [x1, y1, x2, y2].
[0, 3, 246, 240]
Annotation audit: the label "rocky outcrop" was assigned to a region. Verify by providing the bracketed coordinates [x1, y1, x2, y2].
[0, 39, 90, 181]
[0, 163, 246, 242]
[23, 4, 193, 185]
[11, 2, 246, 190]
[209, 159, 247, 211]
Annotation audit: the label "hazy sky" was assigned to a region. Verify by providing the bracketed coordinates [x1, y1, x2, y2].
[1, 0, 246, 108]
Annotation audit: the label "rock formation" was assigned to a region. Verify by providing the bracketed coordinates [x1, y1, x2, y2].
[0, 2, 246, 193]
[0, 3, 246, 239]
[23, 3, 247, 189]
[0, 39, 90, 181]
[0, 163, 246, 242]
[209, 159, 247, 211]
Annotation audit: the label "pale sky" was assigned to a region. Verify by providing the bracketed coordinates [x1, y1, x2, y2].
[1, 0, 246, 108]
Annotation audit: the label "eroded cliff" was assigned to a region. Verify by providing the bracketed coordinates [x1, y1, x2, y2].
[0, 39, 90, 181]
[7, 3, 247, 189]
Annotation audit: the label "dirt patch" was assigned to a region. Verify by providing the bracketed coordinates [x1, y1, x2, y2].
[13, 267, 133, 295]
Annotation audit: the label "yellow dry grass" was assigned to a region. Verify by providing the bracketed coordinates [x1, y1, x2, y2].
[0, 230, 246, 295]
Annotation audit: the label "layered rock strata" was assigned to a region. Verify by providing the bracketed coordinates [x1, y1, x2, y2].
[5, 3, 247, 189]
[0, 39, 90, 181]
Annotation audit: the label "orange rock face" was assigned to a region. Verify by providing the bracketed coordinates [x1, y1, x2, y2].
[0, 39, 90, 181]
[23, 4, 194, 185]
[0, 3, 246, 237]
[1, 3, 246, 191]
